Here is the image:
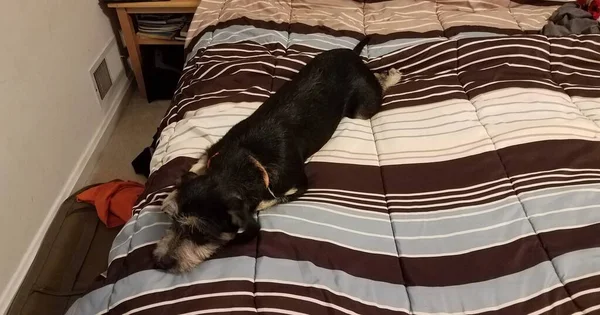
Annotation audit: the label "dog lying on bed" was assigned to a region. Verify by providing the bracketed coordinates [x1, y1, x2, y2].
[154, 37, 401, 272]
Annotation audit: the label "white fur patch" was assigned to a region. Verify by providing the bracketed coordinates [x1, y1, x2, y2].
[175, 240, 218, 272]
[189, 154, 208, 175]
[256, 199, 278, 211]
[284, 188, 298, 196]
[161, 190, 179, 215]
[153, 228, 175, 260]
[376, 68, 402, 91]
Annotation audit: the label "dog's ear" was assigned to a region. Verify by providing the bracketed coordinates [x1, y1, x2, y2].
[176, 172, 199, 187]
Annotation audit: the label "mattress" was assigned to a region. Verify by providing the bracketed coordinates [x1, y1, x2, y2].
[68, 0, 600, 314]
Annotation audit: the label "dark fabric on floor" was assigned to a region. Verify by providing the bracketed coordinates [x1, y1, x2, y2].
[8, 185, 120, 315]
[541, 2, 600, 35]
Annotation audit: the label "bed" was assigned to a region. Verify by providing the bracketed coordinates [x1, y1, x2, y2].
[68, 0, 600, 314]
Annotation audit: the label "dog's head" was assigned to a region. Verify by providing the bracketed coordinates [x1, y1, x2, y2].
[153, 172, 258, 272]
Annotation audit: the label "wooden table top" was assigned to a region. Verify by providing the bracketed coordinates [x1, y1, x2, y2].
[107, 0, 200, 9]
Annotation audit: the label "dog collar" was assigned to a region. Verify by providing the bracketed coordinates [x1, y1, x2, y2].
[206, 152, 277, 199]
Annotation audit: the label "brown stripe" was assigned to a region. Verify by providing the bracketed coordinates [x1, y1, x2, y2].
[381, 91, 467, 111]
[565, 274, 600, 297]
[298, 195, 385, 212]
[462, 76, 561, 99]
[499, 140, 600, 177]
[479, 285, 578, 315]
[306, 162, 385, 195]
[574, 291, 600, 313]
[110, 280, 255, 315]
[258, 230, 404, 285]
[388, 188, 513, 212]
[370, 40, 457, 73]
[401, 235, 547, 286]
[444, 26, 531, 37]
[257, 296, 348, 315]
[539, 222, 600, 259]
[510, 0, 570, 6]
[458, 48, 549, 71]
[381, 150, 506, 194]
[256, 282, 407, 315]
[515, 178, 600, 195]
[135, 296, 255, 315]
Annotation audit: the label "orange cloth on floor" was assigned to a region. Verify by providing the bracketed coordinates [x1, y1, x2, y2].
[76, 180, 145, 228]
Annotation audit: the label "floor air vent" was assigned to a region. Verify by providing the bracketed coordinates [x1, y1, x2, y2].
[92, 59, 113, 100]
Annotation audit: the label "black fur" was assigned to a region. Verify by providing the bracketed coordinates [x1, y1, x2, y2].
[156, 37, 384, 271]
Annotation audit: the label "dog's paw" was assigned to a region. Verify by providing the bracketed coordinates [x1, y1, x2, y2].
[161, 190, 179, 215]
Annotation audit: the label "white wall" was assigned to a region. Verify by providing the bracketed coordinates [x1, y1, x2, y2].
[0, 0, 126, 310]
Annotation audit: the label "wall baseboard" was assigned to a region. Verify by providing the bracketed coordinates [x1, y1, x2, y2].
[0, 72, 134, 315]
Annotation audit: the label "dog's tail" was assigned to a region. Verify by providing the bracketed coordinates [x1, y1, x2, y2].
[353, 36, 371, 54]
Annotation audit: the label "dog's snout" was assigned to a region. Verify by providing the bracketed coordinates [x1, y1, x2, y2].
[155, 254, 177, 270]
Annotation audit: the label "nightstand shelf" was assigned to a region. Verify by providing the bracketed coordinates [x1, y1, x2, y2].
[108, 0, 200, 99]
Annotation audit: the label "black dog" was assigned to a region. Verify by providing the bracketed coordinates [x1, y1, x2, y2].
[154, 37, 401, 272]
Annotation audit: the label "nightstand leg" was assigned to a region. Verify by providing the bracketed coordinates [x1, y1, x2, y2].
[116, 8, 147, 99]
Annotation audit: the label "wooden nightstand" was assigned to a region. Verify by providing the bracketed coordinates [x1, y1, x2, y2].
[108, 0, 200, 99]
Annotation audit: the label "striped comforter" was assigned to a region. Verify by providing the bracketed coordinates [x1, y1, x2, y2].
[68, 0, 600, 314]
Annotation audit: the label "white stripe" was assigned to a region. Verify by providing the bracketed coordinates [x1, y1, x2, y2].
[513, 173, 600, 185]
[285, 202, 390, 222]
[306, 188, 385, 198]
[181, 307, 257, 315]
[460, 44, 549, 61]
[565, 270, 600, 285]
[536, 221, 600, 234]
[199, 60, 275, 81]
[552, 43, 600, 57]
[552, 55, 600, 68]
[109, 221, 171, 254]
[458, 36, 548, 51]
[395, 217, 525, 240]
[516, 178, 600, 193]
[96, 278, 255, 315]
[109, 240, 158, 264]
[256, 279, 409, 313]
[388, 182, 513, 203]
[389, 189, 511, 210]
[399, 232, 537, 258]
[385, 84, 463, 98]
[260, 228, 397, 257]
[125, 292, 254, 315]
[412, 284, 565, 315]
[467, 79, 559, 94]
[392, 200, 520, 222]
[529, 204, 600, 219]
[382, 89, 464, 106]
[256, 308, 307, 315]
[261, 213, 393, 239]
[511, 168, 600, 179]
[256, 292, 360, 315]
[298, 196, 388, 210]
[385, 178, 509, 197]
[459, 54, 549, 70]
[553, 70, 600, 79]
[304, 192, 386, 204]
[572, 287, 600, 299]
[372, 40, 451, 69]
[583, 304, 600, 314]
[527, 297, 578, 315]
